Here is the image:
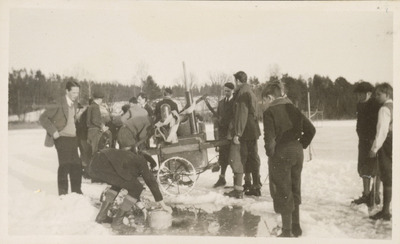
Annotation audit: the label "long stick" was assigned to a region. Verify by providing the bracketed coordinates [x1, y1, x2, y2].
[307, 82, 312, 161]
[182, 62, 198, 134]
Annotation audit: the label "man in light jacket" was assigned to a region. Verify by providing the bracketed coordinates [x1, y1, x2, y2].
[39, 81, 82, 195]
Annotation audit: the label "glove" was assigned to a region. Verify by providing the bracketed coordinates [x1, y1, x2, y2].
[157, 201, 172, 214]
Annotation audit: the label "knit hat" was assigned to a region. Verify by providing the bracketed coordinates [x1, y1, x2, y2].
[92, 89, 105, 99]
[117, 126, 136, 148]
[164, 88, 173, 95]
[353, 82, 374, 93]
[224, 82, 235, 90]
[121, 104, 130, 114]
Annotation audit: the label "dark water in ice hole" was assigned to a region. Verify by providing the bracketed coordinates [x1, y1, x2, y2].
[122, 205, 269, 236]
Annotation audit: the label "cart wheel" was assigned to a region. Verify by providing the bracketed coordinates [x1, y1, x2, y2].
[157, 157, 196, 196]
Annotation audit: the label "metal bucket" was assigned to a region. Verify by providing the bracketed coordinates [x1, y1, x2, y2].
[148, 210, 172, 230]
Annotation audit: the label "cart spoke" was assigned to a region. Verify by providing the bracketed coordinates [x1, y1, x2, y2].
[165, 180, 175, 190]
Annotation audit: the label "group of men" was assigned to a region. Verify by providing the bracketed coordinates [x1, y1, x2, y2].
[211, 72, 262, 198]
[39, 82, 174, 233]
[38, 73, 392, 237]
[352, 82, 393, 221]
[212, 72, 315, 237]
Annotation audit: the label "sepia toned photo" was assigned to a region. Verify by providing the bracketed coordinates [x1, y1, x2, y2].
[1, 1, 399, 244]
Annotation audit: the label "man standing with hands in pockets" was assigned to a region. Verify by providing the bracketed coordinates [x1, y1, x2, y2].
[39, 81, 83, 195]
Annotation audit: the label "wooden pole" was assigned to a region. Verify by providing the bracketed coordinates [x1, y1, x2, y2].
[182, 62, 198, 134]
[307, 80, 312, 161]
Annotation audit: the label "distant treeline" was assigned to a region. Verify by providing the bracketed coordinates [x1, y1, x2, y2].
[9, 68, 370, 120]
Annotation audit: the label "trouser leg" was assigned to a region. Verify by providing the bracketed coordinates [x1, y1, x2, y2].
[248, 140, 261, 189]
[70, 164, 83, 194]
[57, 164, 69, 195]
[362, 177, 371, 195]
[382, 186, 392, 214]
[229, 143, 243, 188]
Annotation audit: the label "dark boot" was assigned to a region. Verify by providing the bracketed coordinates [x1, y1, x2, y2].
[224, 176, 243, 199]
[292, 223, 302, 237]
[213, 176, 226, 188]
[243, 181, 252, 192]
[245, 188, 261, 196]
[224, 189, 243, 199]
[111, 195, 137, 234]
[369, 210, 391, 221]
[278, 229, 294, 237]
[252, 172, 262, 189]
[95, 188, 118, 223]
[352, 193, 369, 205]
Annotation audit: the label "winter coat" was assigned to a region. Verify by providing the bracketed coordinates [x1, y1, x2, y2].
[121, 104, 148, 124]
[89, 148, 163, 202]
[144, 103, 154, 119]
[39, 96, 78, 147]
[122, 115, 152, 145]
[233, 83, 261, 140]
[356, 98, 381, 141]
[216, 97, 235, 140]
[86, 103, 103, 129]
[263, 97, 315, 157]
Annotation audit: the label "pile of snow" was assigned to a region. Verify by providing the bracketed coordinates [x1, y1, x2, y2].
[6, 120, 392, 240]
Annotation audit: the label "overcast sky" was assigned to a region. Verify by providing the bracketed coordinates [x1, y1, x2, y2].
[8, 2, 394, 87]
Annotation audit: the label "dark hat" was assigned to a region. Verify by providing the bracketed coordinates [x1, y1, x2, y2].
[164, 88, 173, 95]
[129, 96, 138, 104]
[353, 82, 374, 93]
[117, 126, 136, 148]
[121, 104, 130, 114]
[92, 89, 105, 99]
[224, 82, 235, 90]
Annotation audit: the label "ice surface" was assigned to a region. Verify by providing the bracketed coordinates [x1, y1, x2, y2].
[7, 121, 392, 239]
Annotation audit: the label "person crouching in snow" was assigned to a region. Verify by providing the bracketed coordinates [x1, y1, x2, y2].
[262, 82, 315, 237]
[88, 126, 172, 234]
[368, 83, 393, 221]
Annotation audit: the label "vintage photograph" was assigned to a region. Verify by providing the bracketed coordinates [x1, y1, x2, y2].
[1, 1, 399, 243]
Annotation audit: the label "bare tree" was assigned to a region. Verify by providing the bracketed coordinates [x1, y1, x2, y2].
[132, 61, 149, 91]
[208, 71, 232, 100]
[267, 63, 281, 81]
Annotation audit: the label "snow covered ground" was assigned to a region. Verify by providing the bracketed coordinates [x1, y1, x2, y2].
[5, 120, 394, 242]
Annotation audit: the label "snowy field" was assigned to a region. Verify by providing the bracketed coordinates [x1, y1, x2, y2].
[6, 120, 394, 242]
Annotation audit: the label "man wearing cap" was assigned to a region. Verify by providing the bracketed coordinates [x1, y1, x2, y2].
[154, 88, 179, 123]
[352, 81, 381, 207]
[87, 89, 108, 156]
[89, 127, 172, 234]
[213, 82, 235, 188]
[121, 97, 149, 124]
[39, 81, 83, 195]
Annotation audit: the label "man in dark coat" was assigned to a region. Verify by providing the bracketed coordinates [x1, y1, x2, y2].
[262, 81, 315, 237]
[39, 81, 82, 195]
[352, 82, 381, 207]
[87, 89, 108, 156]
[224, 71, 261, 198]
[138, 92, 154, 120]
[213, 82, 235, 188]
[138, 93, 155, 148]
[89, 126, 171, 233]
